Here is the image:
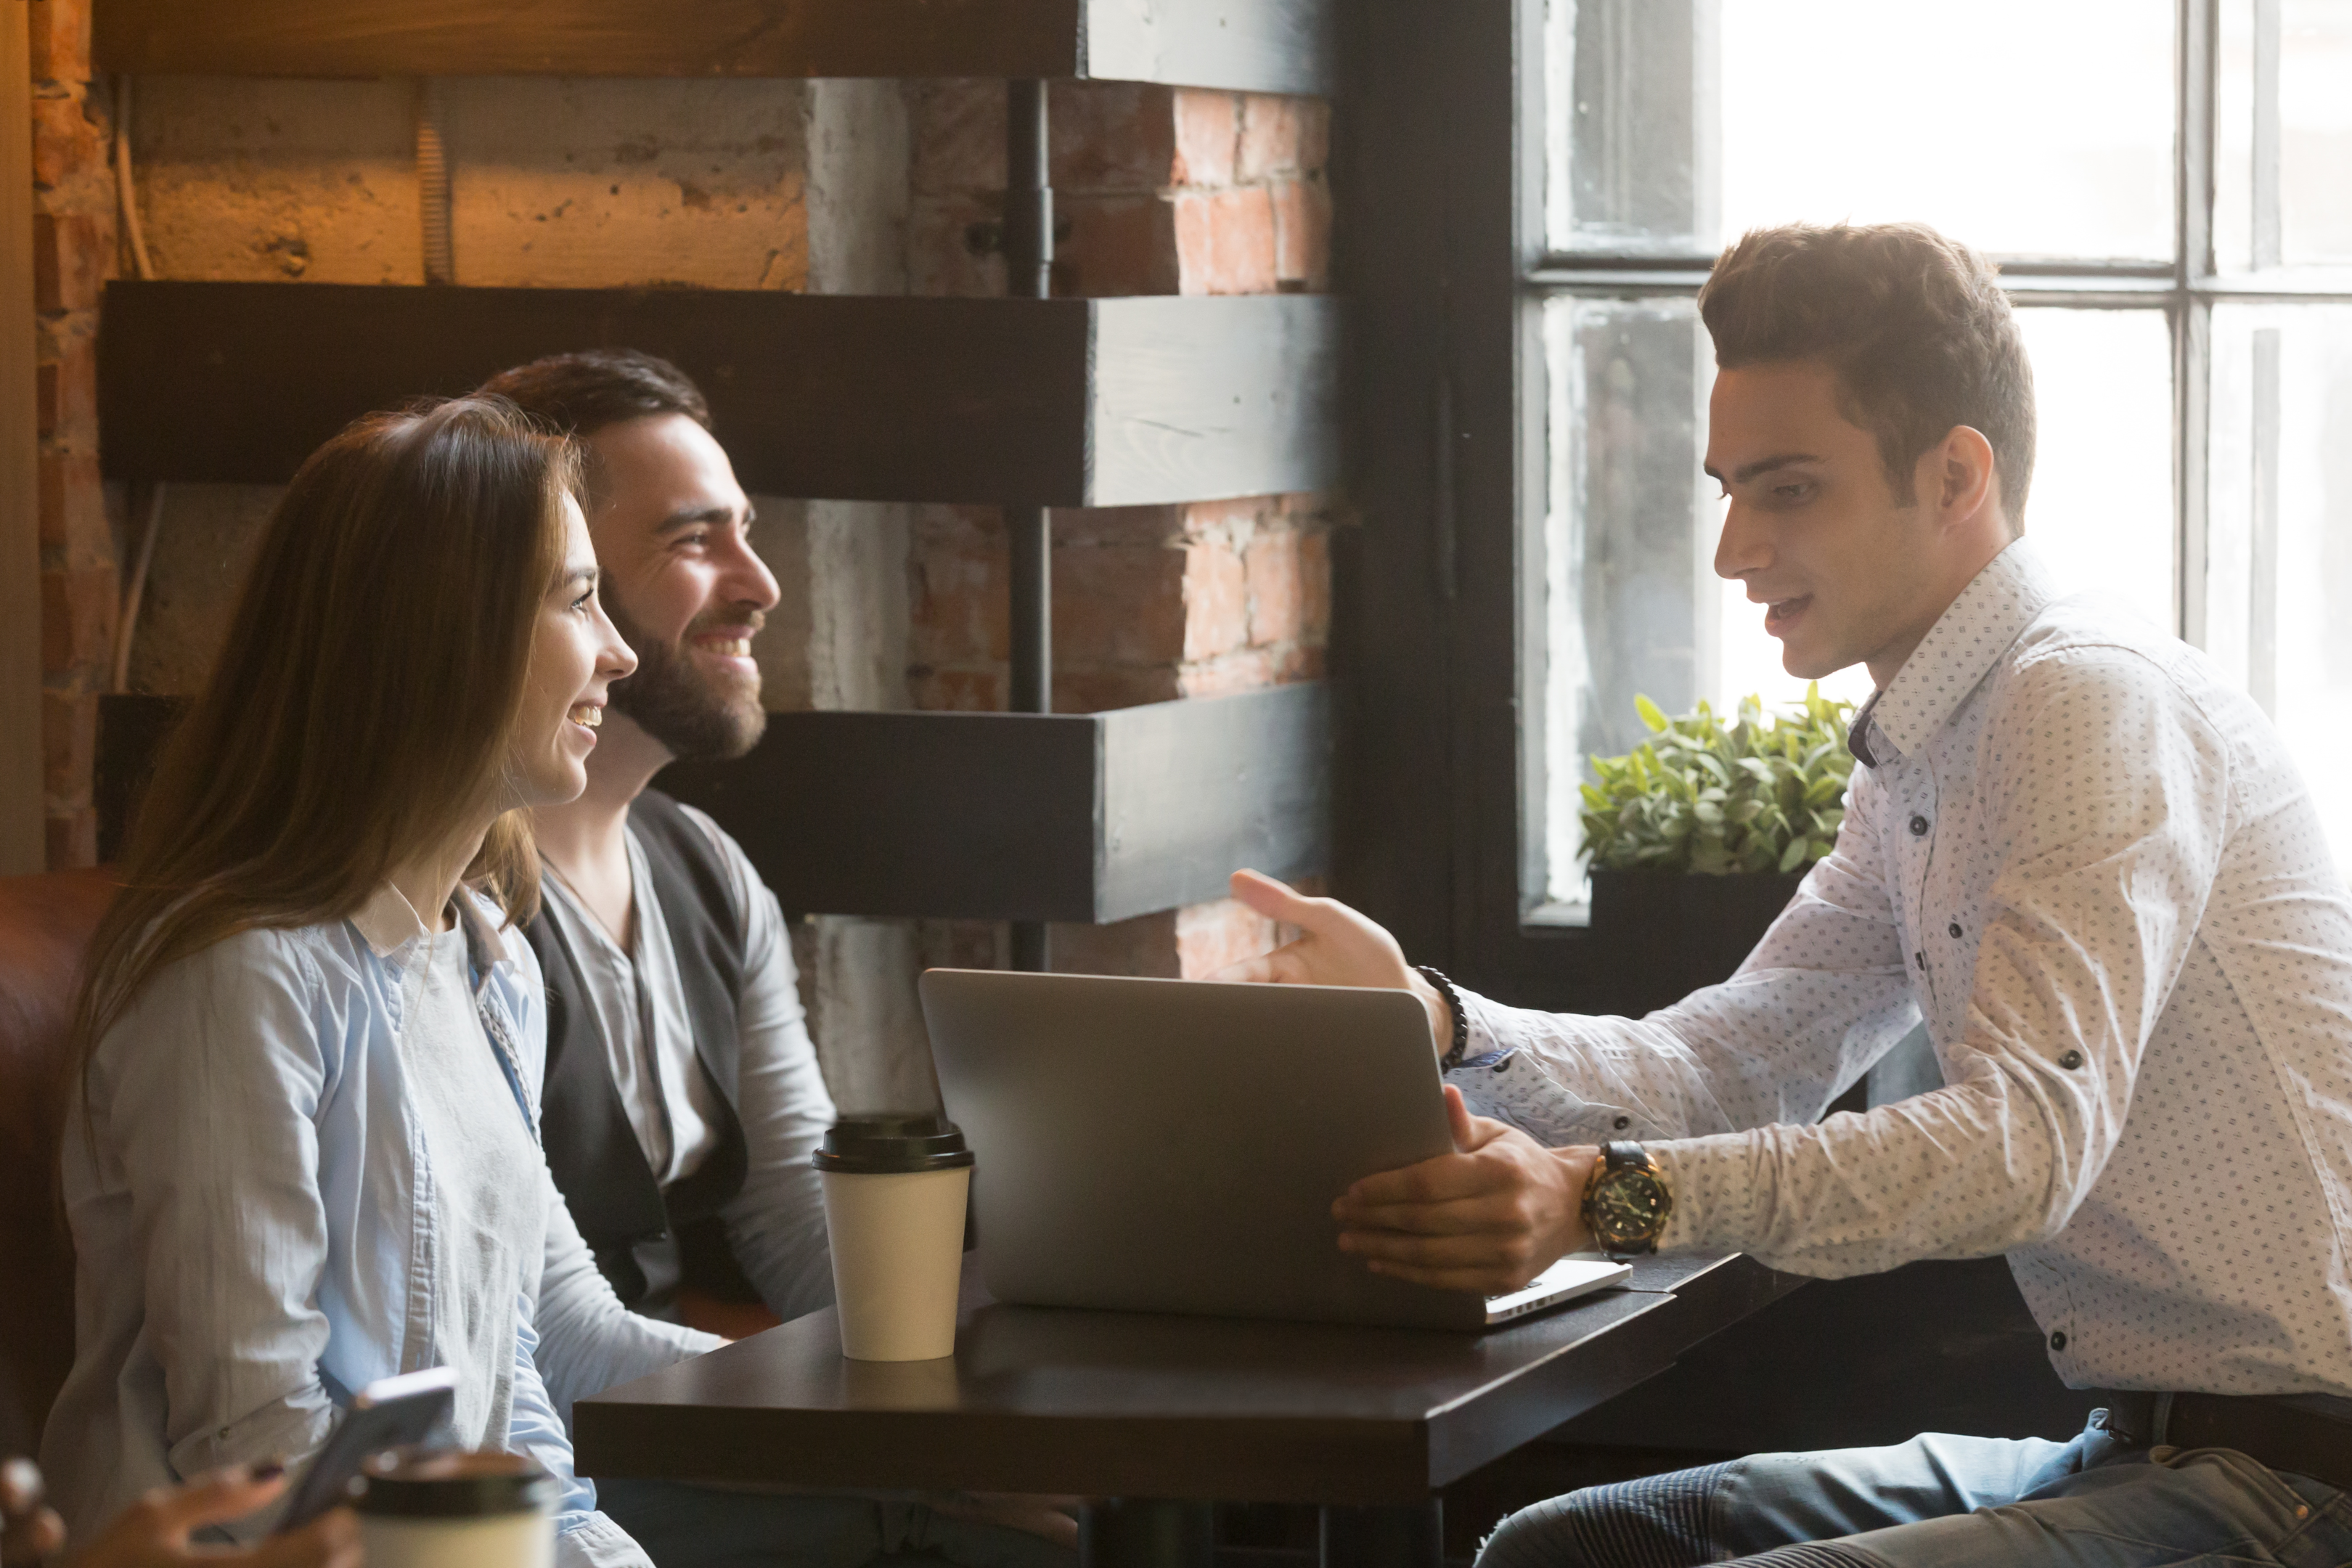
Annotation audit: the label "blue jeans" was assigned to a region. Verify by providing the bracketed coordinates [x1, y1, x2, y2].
[596, 1481, 1075, 1568]
[1476, 1413, 2352, 1567]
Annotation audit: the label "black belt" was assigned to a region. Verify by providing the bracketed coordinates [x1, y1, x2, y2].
[2093, 1389, 2352, 1492]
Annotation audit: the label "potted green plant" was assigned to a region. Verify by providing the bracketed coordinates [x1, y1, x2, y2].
[1578, 685, 1855, 1011]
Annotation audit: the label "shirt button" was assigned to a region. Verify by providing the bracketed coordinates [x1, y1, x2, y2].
[1908, 814, 1930, 836]
[2059, 1050, 2084, 1070]
[2050, 1331, 2067, 1351]
[1948, 923, 1963, 939]
[1614, 1116, 1631, 1130]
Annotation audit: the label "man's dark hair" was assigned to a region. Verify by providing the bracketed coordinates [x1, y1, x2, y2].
[477, 348, 711, 441]
[1698, 222, 2035, 528]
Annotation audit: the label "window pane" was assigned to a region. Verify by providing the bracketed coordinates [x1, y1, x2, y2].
[1718, 1, 2175, 260]
[2216, 0, 2352, 271]
[1538, 304, 2174, 907]
[1548, 0, 2176, 258]
[2208, 304, 2352, 878]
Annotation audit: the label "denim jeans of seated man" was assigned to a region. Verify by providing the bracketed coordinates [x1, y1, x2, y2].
[1474, 1411, 2352, 1568]
[596, 1480, 1076, 1568]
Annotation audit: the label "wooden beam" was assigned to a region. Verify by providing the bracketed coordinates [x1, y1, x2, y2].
[0, 6, 42, 874]
[99, 282, 1341, 507]
[660, 683, 1331, 923]
[92, 0, 1334, 95]
[97, 685, 1332, 923]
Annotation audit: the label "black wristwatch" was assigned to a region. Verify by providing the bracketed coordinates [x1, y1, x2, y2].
[1581, 1142, 1673, 1259]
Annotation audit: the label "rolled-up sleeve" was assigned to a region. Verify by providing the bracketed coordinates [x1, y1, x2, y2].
[1455, 757, 1920, 1150]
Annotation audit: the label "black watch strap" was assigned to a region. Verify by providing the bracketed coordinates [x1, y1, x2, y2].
[1415, 965, 1471, 1072]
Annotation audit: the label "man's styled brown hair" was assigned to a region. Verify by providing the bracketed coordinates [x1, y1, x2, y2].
[1698, 222, 2035, 527]
[479, 348, 708, 438]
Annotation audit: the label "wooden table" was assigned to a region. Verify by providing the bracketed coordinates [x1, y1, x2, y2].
[575, 1253, 1802, 1567]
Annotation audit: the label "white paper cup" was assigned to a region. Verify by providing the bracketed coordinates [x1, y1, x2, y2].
[814, 1115, 975, 1361]
[355, 1449, 555, 1568]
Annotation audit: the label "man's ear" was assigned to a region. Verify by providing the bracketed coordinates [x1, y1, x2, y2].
[1934, 424, 1998, 528]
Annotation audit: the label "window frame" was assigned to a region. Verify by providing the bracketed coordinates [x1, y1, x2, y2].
[1335, 0, 2350, 1012]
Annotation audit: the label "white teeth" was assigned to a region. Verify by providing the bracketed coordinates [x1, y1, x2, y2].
[569, 704, 602, 729]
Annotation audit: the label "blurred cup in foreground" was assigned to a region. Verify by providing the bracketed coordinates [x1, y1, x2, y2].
[814, 1114, 974, 1360]
[356, 1448, 556, 1568]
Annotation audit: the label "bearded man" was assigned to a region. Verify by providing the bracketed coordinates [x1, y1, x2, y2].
[486, 354, 1074, 1568]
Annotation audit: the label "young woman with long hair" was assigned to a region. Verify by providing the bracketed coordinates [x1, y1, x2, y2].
[41, 398, 721, 1568]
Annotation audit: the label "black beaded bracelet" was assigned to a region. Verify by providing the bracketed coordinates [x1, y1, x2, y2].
[1415, 965, 1471, 1073]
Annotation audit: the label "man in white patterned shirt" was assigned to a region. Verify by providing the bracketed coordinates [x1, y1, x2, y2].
[1222, 223, 2352, 1567]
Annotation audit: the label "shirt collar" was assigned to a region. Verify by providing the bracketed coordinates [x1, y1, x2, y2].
[1852, 539, 2062, 767]
[349, 881, 524, 989]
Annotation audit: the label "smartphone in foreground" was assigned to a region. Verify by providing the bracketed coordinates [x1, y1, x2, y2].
[273, 1366, 458, 1533]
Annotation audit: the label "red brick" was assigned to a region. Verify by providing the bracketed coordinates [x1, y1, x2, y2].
[1172, 187, 1279, 295]
[41, 690, 97, 800]
[908, 668, 1005, 712]
[1048, 910, 1180, 979]
[1050, 666, 1180, 714]
[41, 566, 117, 675]
[909, 533, 1008, 666]
[30, 94, 105, 193]
[1055, 193, 1179, 295]
[37, 449, 108, 561]
[33, 212, 108, 313]
[907, 81, 1004, 197]
[1050, 83, 1177, 192]
[36, 343, 96, 444]
[1271, 176, 1333, 290]
[1238, 94, 1305, 181]
[1055, 544, 1185, 665]
[1172, 91, 1240, 188]
[1243, 526, 1307, 647]
[906, 192, 1006, 298]
[46, 809, 98, 872]
[28, 0, 91, 83]
[1180, 534, 1249, 661]
[1297, 526, 1331, 642]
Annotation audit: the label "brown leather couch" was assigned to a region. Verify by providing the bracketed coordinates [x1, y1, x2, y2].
[0, 868, 115, 1459]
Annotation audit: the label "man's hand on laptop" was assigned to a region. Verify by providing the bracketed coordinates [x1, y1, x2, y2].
[1331, 1085, 1598, 1293]
[1214, 869, 1455, 1058]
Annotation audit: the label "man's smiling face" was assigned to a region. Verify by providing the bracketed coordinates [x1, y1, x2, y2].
[584, 412, 779, 760]
[1705, 360, 1953, 685]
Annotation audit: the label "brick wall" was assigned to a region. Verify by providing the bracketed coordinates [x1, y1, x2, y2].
[903, 82, 1336, 978]
[28, 0, 115, 868]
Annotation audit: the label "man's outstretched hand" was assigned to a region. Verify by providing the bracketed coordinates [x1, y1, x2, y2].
[1333, 1086, 1599, 1294]
[1211, 870, 1453, 1055]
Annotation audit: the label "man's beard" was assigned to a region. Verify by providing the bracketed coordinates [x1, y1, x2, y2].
[606, 597, 769, 761]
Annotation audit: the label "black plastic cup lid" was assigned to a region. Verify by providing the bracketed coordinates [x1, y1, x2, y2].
[812, 1113, 974, 1174]
[354, 1448, 557, 1519]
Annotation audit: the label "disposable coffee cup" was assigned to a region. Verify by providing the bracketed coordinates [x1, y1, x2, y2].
[813, 1114, 975, 1361]
[355, 1448, 556, 1568]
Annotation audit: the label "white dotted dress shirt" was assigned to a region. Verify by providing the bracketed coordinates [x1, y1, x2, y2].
[1457, 540, 2352, 1399]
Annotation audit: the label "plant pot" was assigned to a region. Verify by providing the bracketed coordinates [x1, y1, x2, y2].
[1587, 868, 1807, 1017]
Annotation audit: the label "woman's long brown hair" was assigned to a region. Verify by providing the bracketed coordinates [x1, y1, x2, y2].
[69, 396, 579, 1088]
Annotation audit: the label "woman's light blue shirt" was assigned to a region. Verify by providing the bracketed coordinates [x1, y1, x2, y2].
[42, 885, 719, 1568]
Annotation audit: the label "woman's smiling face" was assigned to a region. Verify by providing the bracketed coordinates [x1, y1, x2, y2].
[507, 492, 636, 812]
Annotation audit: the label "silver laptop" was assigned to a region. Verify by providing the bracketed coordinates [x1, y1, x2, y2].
[919, 969, 1630, 1331]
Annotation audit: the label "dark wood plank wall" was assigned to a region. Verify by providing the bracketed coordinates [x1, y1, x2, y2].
[1095, 682, 1328, 920]
[1089, 295, 1342, 510]
[98, 283, 1339, 506]
[91, 0, 1334, 93]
